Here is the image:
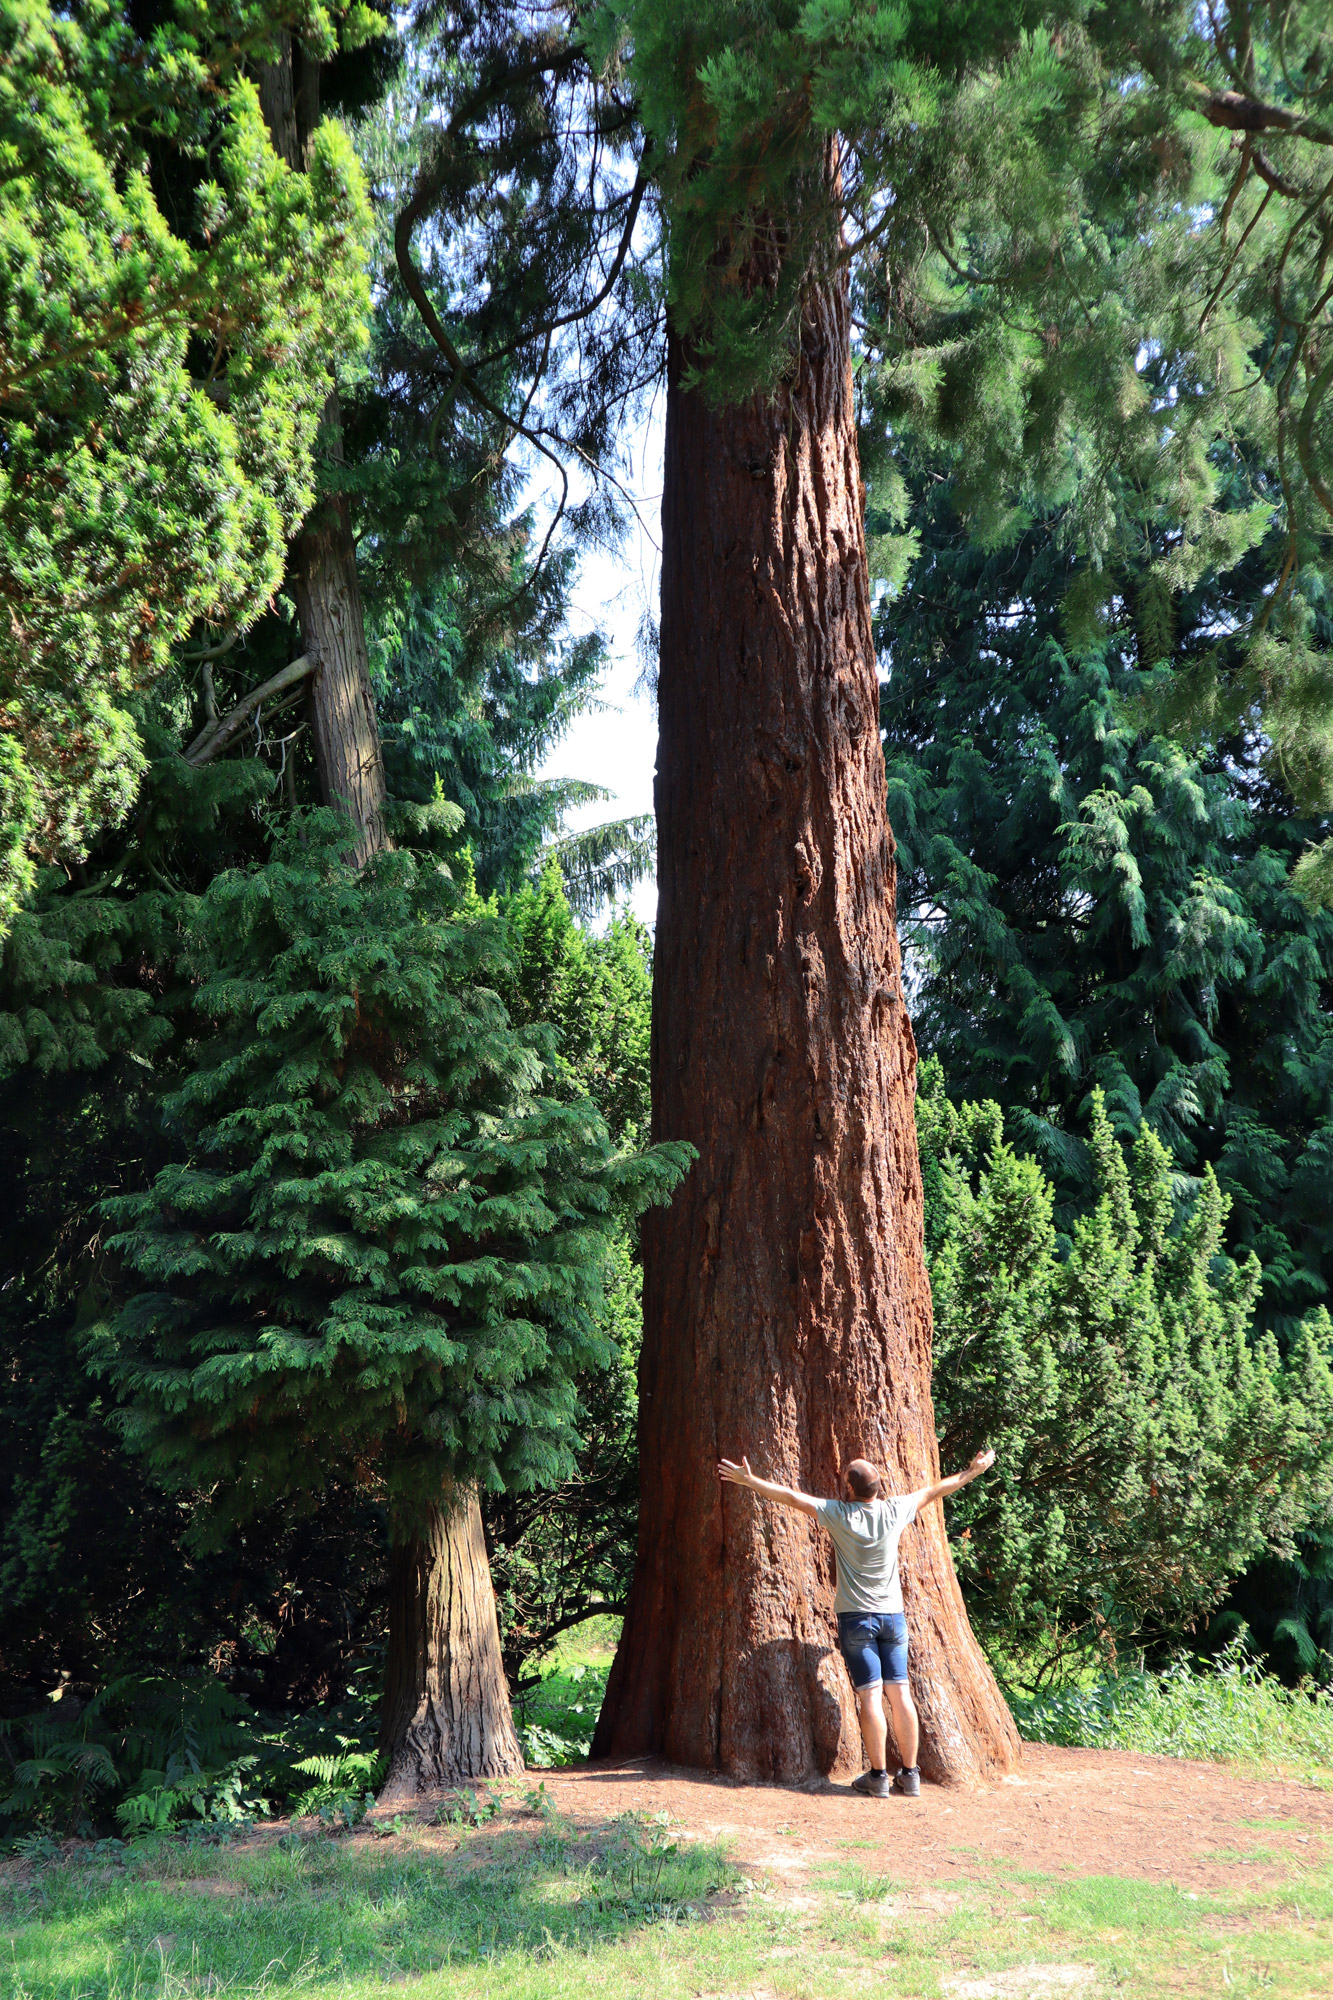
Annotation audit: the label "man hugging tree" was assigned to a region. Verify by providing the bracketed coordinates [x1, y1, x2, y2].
[718, 1447, 996, 1796]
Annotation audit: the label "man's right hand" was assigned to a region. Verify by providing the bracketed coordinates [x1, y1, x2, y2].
[718, 1457, 820, 1518]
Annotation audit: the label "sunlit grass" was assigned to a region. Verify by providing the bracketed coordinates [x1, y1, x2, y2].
[3, 1789, 1330, 2000]
[0, 1803, 735, 2000]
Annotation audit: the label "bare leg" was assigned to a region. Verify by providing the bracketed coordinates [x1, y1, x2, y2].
[885, 1681, 920, 1770]
[855, 1684, 889, 1770]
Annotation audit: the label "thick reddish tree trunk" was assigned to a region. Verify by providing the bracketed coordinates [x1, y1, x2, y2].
[592, 275, 1019, 1785]
[378, 1490, 523, 1801]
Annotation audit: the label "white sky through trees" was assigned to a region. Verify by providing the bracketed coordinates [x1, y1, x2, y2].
[537, 406, 663, 926]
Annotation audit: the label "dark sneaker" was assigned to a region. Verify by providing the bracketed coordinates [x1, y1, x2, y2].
[891, 1765, 921, 1797]
[851, 1768, 891, 1798]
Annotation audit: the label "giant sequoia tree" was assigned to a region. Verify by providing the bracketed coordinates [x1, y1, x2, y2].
[589, 0, 1333, 1780]
[583, 4, 1049, 1785]
[385, 0, 1098, 1784]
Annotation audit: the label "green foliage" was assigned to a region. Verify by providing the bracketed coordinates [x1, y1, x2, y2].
[1011, 1640, 1333, 1776]
[370, 585, 608, 899]
[0, 2, 376, 927]
[594, 3, 1333, 857]
[1, 446, 644, 1719]
[0, 729, 402, 1714]
[485, 868, 654, 1677]
[880, 441, 1333, 1678]
[0, 1674, 262, 1839]
[0, 2, 661, 1749]
[1214, 1534, 1333, 1689]
[591, 0, 1055, 404]
[514, 1646, 614, 1768]
[920, 1060, 1333, 1669]
[881, 476, 1333, 1343]
[551, 816, 658, 921]
[0, 1654, 399, 1839]
[497, 863, 652, 1144]
[390, 2, 661, 535]
[489, 1231, 643, 1682]
[854, 3, 1333, 872]
[86, 813, 689, 1529]
[285, 1744, 382, 1825]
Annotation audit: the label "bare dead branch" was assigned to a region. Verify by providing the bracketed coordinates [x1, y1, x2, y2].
[184, 652, 318, 766]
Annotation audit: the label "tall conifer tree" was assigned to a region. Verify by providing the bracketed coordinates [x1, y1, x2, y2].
[587, 0, 1333, 1779]
[0, 7, 657, 1777]
[879, 473, 1333, 1342]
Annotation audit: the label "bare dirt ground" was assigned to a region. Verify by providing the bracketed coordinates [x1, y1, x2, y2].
[525, 1746, 1333, 1890]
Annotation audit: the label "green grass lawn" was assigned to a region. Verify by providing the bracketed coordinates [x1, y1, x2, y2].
[4, 1794, 1330, 2000]
[7, 1628, 1332, 1998]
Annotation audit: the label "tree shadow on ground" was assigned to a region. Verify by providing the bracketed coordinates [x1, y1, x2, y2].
[0, 1805, 739, 1998]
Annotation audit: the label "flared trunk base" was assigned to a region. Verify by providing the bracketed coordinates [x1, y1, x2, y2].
[379, 1489, 524, 1803]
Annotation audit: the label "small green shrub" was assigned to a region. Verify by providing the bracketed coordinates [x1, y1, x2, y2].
[921, 1061, 1333, 1669]
[514, 1655, 611, 1767]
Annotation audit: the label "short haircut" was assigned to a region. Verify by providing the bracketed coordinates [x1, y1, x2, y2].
[846, 1458, 881, 1500]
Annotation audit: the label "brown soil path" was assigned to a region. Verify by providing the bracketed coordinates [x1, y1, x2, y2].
[529, 1747, 1333, 1891]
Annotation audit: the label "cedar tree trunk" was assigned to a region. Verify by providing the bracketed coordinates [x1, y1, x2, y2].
[378, 1489, 523, 1801]
[592, 272, 1019, 1785]
[261, 38, 522, 1795]
[289, 439, 389, 870]
[259, 37, 388, 868]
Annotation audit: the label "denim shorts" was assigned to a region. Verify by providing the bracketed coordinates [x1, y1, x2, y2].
[837, 1610, 909, 1689]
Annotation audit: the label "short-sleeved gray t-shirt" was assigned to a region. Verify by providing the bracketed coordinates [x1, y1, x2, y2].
[812, 1494, 919, 1615]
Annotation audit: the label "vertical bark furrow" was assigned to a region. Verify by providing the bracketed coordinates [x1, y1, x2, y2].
[594, 262, 1018, 1785]
[292, 496, 389, 871]
[379, 1490, 524, 1802]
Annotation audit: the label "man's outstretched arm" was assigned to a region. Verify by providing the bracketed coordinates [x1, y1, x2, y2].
[718, 1455, 821, 1518]
[913, 1447, 996, 1512]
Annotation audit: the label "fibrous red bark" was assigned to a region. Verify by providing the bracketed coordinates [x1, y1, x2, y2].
[592, 270, 1019, 1785]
